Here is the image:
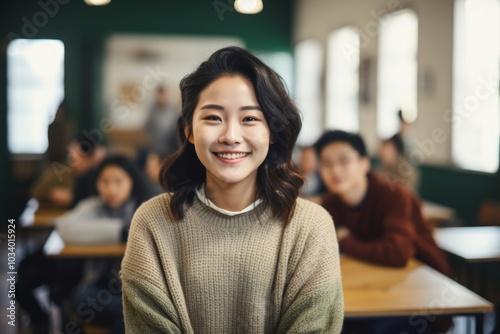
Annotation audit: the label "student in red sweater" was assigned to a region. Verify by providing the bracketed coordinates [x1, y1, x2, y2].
[315, 130, 452, 333]
[314, 130, 450, 275]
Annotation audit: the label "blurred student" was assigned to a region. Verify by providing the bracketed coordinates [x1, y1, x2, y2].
[378, 133, 420, 191]
[48, 101, 74, 163]
[314, 130, 449, 273]
[121, 46, 344, 333]
[29, 101, 75, 207]
[144, 86, 180, 158]
[314, 130, 451, 333]
[67, 133, 107, 207]
[56, 155, 157, 334]
[136, 149, 163, 194]
[297, 145, 325, 196]
[397, 108, 417, 157]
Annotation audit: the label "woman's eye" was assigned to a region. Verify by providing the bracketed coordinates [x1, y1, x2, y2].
[204, 115, 221, 121]
[243, 116, 258, 122]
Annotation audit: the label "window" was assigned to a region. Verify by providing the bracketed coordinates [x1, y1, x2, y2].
[257, 51, 294, 95]
[326, 26, 360, 132]
[7, 39, 65, 154]
[295, 40, 323, 145]
[452, 0, 499, 173]
[377, 10, 418, 139]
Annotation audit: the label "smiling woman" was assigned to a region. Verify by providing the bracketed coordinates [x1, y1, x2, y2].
[121, 46, 344, 333]
[188, 75, 271, 210]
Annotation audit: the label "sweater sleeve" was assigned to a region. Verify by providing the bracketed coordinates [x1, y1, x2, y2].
[121, 275, 183, 334]
[56, 197, 123, 244]
[121, 203, 184, 333]
[339, 193, 416, 267]
[275, 205, 344, 334]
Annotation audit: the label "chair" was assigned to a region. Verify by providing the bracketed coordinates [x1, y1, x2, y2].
[477, 201, 500, 226]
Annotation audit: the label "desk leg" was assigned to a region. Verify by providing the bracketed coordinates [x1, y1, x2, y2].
[475, 314, 484, 334]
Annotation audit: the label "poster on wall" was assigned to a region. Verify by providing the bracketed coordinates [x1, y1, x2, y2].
[102, 35, 244, 130]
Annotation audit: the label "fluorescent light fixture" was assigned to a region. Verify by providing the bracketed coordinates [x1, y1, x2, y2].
[84, 0, 111, 6]
[234, 0, 263, 14]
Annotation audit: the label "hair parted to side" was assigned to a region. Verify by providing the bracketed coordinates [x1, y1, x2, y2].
[159, 46, 304, 224]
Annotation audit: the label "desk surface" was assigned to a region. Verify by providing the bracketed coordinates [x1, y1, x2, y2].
[20, 208, 66, 228]
[422, 201, 455, 225]
[341, 256, 493, 318]
[43, 230, 126, 258]
[434, 226, 500, 262]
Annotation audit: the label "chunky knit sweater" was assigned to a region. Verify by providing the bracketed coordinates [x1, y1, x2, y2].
[121, 194, 344, 333]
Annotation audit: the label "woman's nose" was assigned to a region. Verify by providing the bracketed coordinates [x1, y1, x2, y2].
[219, 122, 242, 144]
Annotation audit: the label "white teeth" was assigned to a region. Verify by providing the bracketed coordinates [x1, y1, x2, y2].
[216, 153, 249, 160]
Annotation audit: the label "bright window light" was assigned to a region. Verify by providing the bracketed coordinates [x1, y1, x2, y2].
[377, 10, 418, 139]
[7, 39, 65, 154]
[295, 40, 323, 145]
[452, 0, 500, 173]
[326, 26, 360, 132]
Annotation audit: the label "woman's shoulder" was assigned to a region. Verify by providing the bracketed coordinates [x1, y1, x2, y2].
[291, 197, 335, 230]
[134, 193, 172, 221]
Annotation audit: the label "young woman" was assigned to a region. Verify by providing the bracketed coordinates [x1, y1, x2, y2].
[56, 155, 157, 334]
[121, 46, 344, 333]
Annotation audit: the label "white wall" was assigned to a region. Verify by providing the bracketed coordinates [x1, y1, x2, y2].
[294, 0, 454, 165]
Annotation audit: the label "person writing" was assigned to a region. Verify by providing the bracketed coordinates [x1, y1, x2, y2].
[121, 46, 344, 333]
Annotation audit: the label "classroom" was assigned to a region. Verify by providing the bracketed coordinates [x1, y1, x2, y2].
[1, 0, 499, 333]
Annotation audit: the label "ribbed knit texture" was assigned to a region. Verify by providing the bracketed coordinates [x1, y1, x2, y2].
[121, 194, 343, 333]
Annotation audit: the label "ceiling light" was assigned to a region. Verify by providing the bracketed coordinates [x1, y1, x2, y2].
[84, 0, 111, 6]
[234, 0, 263, 14]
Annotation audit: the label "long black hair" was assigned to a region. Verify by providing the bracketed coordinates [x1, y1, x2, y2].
[160, 46, 304, 224]
[94, 155, 154, 209]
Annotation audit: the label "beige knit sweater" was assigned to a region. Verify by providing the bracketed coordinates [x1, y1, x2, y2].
[121, 193, 343, 333]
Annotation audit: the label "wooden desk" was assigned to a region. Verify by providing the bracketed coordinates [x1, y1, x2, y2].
[434, 226, 500, 310]
[43, 230, 126, 258]
[20, 207, 66, 229]
[341, 256, 493, 332]
[422, 201, 455, 226]
[33, 208, 66, 228]
[434, 226, 500, 263]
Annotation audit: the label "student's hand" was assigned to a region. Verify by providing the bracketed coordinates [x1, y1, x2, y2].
[335, 226, 350, 242]
[49, 187, 73, 206]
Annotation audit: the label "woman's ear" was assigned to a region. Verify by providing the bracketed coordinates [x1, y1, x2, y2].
[184, 125, 194, 144]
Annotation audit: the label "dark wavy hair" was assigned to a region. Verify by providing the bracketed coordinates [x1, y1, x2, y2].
[313, 130, 368, 158]
[159, 46, 304, 224]
[94, 155, 154, 210]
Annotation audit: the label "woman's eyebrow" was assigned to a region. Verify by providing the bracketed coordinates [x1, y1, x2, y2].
[240, 105, 262, 111]
[200, 104, 224, 111]
[199, 104, 263, 111]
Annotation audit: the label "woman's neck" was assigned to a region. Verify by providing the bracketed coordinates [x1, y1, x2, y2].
[204, 176, 258, 212]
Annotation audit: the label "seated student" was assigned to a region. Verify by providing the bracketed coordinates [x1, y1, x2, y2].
[378, 133, 420, 192]
[56, 155, 158, 333]
[314, 130, 449, 274]
[315, 130, 452, 334]
[67, 133, 107, 208]
[296, 145, 326, 197]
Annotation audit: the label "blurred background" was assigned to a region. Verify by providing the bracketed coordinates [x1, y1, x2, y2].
[1, 0, 500, 333]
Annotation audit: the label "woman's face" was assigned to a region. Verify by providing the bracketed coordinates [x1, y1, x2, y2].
[188, 75, 271, 189]
[96, 165, 133, 208]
